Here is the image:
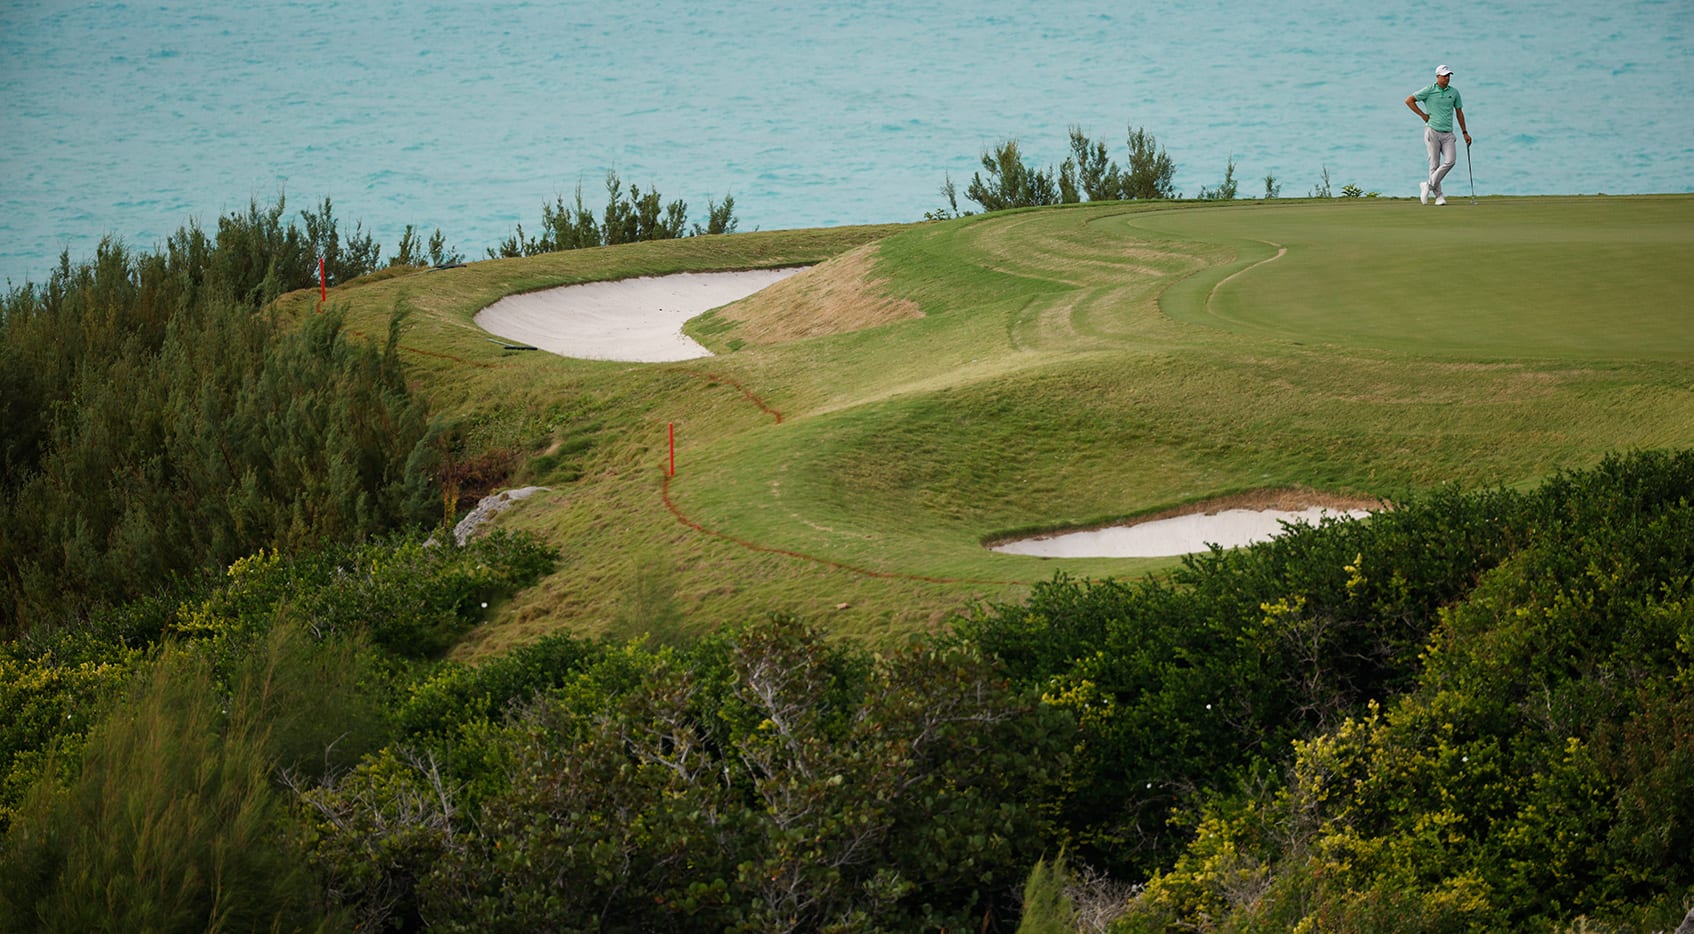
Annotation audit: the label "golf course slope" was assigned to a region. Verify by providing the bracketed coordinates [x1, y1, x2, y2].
[298, 195, 1694, 653]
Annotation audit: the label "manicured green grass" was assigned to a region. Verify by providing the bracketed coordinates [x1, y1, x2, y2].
[1141, 195, 1694, 360]
[304, 196, 1694, 653]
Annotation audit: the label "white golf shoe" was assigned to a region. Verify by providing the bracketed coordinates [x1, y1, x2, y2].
[1420, 181, 1430, 205]
[1435, 195, 1447, 206]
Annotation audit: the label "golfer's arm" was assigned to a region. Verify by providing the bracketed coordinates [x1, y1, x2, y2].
[1456, 107, 1468, 134]
[1405, 95, 1426, 120]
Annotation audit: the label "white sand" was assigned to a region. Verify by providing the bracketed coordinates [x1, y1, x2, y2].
[474, 267, 807, 362]
[991, 507, 1373, 558]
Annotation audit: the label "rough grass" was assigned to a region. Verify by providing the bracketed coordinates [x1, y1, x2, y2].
[685, 243, 921, 348]
[288, 196, 1694, 654]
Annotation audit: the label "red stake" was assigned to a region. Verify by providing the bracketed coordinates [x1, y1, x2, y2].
[318, 257, 326, 308]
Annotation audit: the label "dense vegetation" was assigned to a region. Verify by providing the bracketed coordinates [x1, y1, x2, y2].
[974, 451, 1694, 930]
[2, 201, 1690, 930]
[0, 197, 446, 638]
[3, 442, 1689, 929]
[0, 529, 558, 929]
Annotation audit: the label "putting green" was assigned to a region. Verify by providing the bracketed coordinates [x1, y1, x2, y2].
[1126, 196, 1694, 360]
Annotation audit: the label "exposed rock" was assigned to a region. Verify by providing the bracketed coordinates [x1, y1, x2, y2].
[454, 486, 549, 545]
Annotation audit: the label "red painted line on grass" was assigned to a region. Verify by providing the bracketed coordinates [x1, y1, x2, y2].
[678, 367, 784, 423]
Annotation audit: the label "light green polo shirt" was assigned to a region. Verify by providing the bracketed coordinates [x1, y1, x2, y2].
[1414, 83, 1463, 132]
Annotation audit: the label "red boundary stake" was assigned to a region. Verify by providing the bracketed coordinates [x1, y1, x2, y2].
[318, 257, 326, 310]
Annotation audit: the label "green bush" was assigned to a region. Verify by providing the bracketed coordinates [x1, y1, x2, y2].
[0, 528, 556, 848]
[963, 125, 1179, 213]
[958, 480, 1528, 877]
[1111, 450, 1694, 931]
[967, 139, 1064, 211]
[302, 617, 1069, 931]
[396, 631, 605, 739]
[0, 636, 349, 931]
[1016, 855, 1078, 934]
[172, 530, 557, 659]
[489, 171, 739, 258]
[0, 228, 438, 638]
[293, 746, 460, 932]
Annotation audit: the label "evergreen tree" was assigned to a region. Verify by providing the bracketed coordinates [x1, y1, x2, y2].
[0, 201, 436, 638]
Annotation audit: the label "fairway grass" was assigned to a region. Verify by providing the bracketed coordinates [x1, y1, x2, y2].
[292, 196, 1694, 654]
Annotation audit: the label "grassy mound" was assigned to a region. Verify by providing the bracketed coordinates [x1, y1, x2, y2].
[292, 196, 1694, 651]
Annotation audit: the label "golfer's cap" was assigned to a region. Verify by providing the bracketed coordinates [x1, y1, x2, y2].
[1435, 64, 1454, 76]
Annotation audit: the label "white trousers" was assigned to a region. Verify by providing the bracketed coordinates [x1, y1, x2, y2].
[1425, 126, 1457, 196]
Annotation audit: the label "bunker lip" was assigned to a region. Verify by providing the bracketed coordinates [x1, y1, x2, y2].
[474, 267, 809, 363]
[987, 489, 1385, 559]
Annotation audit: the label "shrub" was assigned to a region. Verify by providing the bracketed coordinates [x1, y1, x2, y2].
[956, 481, 1533, 877]
[395, 631, 605, 740]
[1197, 155, 1239, 200]
[299, 196, 381, 285]
[0, 233, 438, 638]
[1122, 127, 1177, 199]
[304, 618, 1069, 931]
[967, 140, 1063, 211]
[964, 125, 1177, 212]
[0, 639, 341, 931]
[1016, 855, 1078, 934]
[489, 171, 738, 258]
[1112, 450, 1694, 930]
[173, 530, 558, 659]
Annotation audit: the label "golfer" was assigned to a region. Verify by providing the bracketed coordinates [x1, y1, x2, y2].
[1405, 64, 1470, 205]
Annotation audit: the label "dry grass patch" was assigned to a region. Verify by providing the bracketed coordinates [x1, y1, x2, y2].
[705, 243, 920, 346]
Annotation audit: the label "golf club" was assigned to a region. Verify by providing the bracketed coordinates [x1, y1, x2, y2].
[1465, 138, 1477, 204]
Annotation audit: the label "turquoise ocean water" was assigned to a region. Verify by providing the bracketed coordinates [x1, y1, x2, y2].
[2, 0, 1691, 286]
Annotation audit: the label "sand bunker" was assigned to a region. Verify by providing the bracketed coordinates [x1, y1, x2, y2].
[475, 267, 808, 362]
[992, 506, 1373, 558]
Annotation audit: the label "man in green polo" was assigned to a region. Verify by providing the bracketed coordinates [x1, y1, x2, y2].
[1405, 64, 1471, 205]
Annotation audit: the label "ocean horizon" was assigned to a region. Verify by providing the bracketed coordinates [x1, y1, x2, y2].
[3, 0, 1691, 287]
